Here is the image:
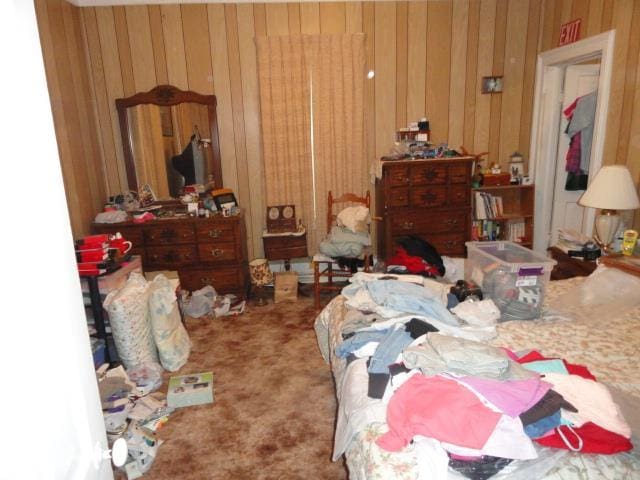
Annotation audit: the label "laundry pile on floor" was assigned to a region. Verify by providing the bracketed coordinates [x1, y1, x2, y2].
[330, 273, 633, 478]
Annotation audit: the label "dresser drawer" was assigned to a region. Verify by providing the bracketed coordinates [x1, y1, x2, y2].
[387, 166, 410, 187]
[427, 232, 467, 255]
[144, 224, 196, 245]
[146, 245, 197, 267]
[195, 222, 236, 242]
[449, 165, 470, 184]
[387, 187, 409, 208]
[411, 186, 447, 208]
[411, 164, 446, 185]
[263, 234, 308, 261]
[198, 242, 238, 263]
[449, 185, 470, 206]
[390, 210, 468, 235]
[179, 266, 245, 294]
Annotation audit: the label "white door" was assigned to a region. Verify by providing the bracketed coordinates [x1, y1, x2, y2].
[548, 64, 600, 246]
[0, 3, 113, 479]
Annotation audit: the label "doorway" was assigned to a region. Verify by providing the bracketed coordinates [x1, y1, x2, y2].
[548, 63, 600, 247]
[529, 31, 616, 252]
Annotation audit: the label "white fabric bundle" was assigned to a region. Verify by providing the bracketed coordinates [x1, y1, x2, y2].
[104, 272, 158, 369]
[147, 275, 191, 371]
[337, 205, 370, 233]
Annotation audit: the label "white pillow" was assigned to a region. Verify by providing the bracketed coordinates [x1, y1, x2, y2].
[148, 275, 191, 372]
[337, 205, 370, 233]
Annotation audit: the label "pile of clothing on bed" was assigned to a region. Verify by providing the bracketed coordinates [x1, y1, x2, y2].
[321, 273, 634, 480]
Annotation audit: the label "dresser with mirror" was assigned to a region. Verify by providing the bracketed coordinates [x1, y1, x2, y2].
[93, 85, 248, 296]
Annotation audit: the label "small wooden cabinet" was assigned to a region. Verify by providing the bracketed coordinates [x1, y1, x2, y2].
[263, 230, 308, 270]
[93, 212, 248, 296]
[376, 157, 474, 259]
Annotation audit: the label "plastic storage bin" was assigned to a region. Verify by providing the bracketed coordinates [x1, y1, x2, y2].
[465, 241, 556, 321]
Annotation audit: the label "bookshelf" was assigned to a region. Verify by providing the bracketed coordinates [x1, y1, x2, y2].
[471, 184, 535, 248]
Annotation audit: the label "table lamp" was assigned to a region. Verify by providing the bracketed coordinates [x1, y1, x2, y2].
[249, 258, 273, 306]
[578, 165, 640, 252]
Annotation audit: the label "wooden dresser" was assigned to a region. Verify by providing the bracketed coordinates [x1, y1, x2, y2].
[376, 157, 474, 260]
[93, 212, 248, 296]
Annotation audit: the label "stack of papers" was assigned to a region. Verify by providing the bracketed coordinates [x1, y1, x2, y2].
[557, 229, 592, 253]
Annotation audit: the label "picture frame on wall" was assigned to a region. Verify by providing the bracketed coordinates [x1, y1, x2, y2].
[481, 76, 503, 94]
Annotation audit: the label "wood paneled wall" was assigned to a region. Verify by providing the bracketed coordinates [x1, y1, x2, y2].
[37, 0, 640, 247]
[35, 0, 106, 237]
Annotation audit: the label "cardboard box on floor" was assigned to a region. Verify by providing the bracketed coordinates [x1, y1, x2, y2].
[274, 271, 298, 303]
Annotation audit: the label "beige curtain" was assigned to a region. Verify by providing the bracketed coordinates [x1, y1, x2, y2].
[256, 35, 315, 247]
[305, 34, 367, 238]
[129, 105, 170, 199]
[256, 34, 366, 251]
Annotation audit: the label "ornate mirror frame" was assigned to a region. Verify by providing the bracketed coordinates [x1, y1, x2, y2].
[115, 84, 222, 196]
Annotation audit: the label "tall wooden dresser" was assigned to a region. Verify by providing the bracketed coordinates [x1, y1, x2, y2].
[375, 157, 474, 260]
[93, 212, 248, 296]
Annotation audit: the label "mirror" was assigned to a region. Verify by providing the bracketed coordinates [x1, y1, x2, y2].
[116, 85, 222, 201]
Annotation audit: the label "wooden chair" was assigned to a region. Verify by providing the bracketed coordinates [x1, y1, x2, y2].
[313, 190, 373, 309]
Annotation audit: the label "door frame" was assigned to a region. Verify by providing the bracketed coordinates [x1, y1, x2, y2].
[529, 30, 615, 252]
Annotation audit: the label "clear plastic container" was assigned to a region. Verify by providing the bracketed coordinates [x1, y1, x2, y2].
[465, 241, 557, 321]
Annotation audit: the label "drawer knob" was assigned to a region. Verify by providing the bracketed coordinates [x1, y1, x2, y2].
[211, 248, 224, 257]
[208, 229, 222, 238]
[445, 218, 459, 225]
[424, 169, 437, 180]
[160, 228, 176, 241]
[445, 240, 456, 248]
[402, 221, 414, 229]
[422, 192, 437, 203]
[200, 277, 215, 285]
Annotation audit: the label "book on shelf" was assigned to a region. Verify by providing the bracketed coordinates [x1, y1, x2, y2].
[472, 220, 501, 241]
[474, 191, 504, 220]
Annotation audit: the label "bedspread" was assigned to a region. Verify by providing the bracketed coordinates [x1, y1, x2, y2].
[315, 276, 640, 479]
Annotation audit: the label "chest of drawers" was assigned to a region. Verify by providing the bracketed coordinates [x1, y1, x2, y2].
[376, 157, 474, 260]
[93, 212, 248, 296]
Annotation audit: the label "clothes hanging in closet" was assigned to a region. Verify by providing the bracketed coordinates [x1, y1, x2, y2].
[563, 90, 597, 191]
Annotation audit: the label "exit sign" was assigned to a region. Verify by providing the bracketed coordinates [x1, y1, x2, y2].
[559, 19, 581, 46]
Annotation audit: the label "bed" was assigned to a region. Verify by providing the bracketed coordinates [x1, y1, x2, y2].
[314, 269, 640, 479]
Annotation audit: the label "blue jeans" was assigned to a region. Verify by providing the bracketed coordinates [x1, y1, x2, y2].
[367, 325, 413, 374]
[335, 329, 390, 358]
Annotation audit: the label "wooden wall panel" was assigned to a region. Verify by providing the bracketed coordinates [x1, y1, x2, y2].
[406, 1, 427, 126]
[35, 0, 105, 238]
[181, 5, 213, 94]
[374, 2, 396, 159]
[160, 5, 188, 90]
[498, 0, 529, 164]
[125, 6, 157, 92]
[37, 0, 640, 244]
[449, 0, 469, 151]
[426, 1, 452, 144]
[395, 2, 408, 130]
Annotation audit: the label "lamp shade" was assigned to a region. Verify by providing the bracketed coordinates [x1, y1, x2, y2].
[578, 165, 640, 210]
[249, 258, 273, 286]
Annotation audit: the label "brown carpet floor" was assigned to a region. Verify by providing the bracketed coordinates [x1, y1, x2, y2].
[141, 296, 347, 480]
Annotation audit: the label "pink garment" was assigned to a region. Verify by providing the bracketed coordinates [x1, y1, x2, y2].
[564, 97, 582, 174]
[376, 375, 501, 452]
[457, 376, 551, 418]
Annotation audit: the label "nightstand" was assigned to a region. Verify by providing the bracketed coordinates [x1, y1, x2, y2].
[599, 254, 640, 277]
[547, 246, 597, 280]
[262, 228, 308, 271]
